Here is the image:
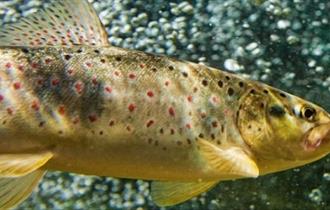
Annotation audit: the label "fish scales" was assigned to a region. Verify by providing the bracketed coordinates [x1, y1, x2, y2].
[1, 0, 330, 208]
[0, 46, 251, 179]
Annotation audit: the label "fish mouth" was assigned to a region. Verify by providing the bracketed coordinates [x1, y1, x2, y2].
[302, 122, 330, 152]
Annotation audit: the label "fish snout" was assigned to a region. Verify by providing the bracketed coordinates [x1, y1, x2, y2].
[302, 123, 330, 152]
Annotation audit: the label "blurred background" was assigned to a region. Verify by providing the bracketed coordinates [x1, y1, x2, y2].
[1, 0, 330, 209]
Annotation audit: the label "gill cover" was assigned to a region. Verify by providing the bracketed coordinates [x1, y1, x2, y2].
[237, 88, 271, 154]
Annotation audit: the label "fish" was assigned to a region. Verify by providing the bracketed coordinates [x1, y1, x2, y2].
[0, 0, 330, 208]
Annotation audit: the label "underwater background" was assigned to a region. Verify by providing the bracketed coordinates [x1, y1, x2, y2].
[1, 0, 330, 209]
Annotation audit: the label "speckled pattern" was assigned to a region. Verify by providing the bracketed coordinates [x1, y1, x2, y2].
[1, 0, 330, 209]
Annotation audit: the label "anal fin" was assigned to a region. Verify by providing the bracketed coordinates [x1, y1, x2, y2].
[0, 170, 45, 209]
[0, 151, 53, 177]
[198, 139, 259, 178]
[151, 180, 217, 207]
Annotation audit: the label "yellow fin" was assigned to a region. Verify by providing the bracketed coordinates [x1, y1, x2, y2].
[198, 139, 259, 177]
[0, 170, 45, 209]
[0, 0, 109, 47]
[0, 152, 52, 177]
[151, 180, 217, 207]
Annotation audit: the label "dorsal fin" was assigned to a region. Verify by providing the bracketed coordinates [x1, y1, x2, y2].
[0, 0, 109, 47]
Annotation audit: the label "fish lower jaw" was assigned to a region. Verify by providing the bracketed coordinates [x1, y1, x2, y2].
[302, 122, 330, 152]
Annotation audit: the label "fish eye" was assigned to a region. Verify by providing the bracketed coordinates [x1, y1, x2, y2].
[301, 106, 316, 121]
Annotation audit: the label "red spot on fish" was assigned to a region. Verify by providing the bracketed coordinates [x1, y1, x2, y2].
[168, 107, 175, 117]
[31, 100, 40, 111]
[85, 62, 92, 68]
[212, 121, 218, 128]
[13, 82, 21, 90]
[186, 123, 191, 129]
[140, 63, 145, 68]
[165, 81, 170, 86]
[147, 91, 154, 98]
[58, 105, 65, 115]
[67, 68, 74, 76]
[5, 62, 12, 69]
[51, 78, 60, 86]
[45, 58, 52, 64]
[129, 73, 136, 79]
[74, 81, 84, 94]
[146, 120, 154, 128]
[128, 104, 136, 112]
[105, 86, 112, 93]
[72, 117, 80, 125]
[187, 95, 193, 102]
[224, 109, 232, 116]
[31, 62, 38, 69]
[92, 77, 98, 86]
[18, 64, 24, 71]
[114, 71, 120, 77]
[0, 95, 4, 102]
[212, 96, 219, 104]
[88, 114, 97, 122]
[7, 108, 13, 115]
[37, 78, 44, 86]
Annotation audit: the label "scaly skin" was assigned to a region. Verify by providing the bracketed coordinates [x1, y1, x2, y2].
[0, 45, 263, 181]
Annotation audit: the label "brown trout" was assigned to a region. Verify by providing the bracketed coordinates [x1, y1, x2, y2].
[1, 0, 330, 208]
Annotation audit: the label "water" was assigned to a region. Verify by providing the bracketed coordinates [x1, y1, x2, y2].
[1, 0, 330, 209]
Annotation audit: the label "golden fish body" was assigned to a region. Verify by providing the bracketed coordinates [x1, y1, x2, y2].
[1, 0, 330, 208]
[0, 45, 253, 181]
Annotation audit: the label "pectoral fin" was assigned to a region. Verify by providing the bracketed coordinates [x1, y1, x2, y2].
[198, 139, 259, 178]
[151, 180, 217, 207]
[0, 170, 45, 209]
[0, 151, 53, 177]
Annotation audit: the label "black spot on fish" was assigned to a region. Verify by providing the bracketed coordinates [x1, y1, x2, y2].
[260, 103, 265, 109]
[182, 72, 188, 77]
[239, 81, 244, 88]
[227, 87, 234, 96]
[225, 76, 231, 80]
[64, 54, 72, 60]
[151, 67, 157, 73]
[279, 92, 287, 98]
[269, 105, 285, 117]
[168, 65, 174, 71]
[218, 80, 223, 88]
[202, 80, 208, 86]
[21, 48, 29, 53]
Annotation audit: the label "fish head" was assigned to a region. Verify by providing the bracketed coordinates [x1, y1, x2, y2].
[237, 85, 330, 166]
